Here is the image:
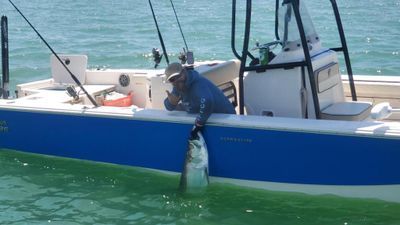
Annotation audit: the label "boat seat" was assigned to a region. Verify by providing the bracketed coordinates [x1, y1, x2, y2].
[218, 81, 238, 108]
[320, 101, 372, 121]
[314, 61, 372, 121]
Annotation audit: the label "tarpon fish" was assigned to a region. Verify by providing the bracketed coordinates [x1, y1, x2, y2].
[179, 132, 209, 192]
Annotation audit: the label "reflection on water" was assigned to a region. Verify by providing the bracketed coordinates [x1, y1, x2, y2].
[1, 149, 399, 225]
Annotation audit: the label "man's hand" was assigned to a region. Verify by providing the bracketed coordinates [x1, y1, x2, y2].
[166, 90, 181, 106]
[190, 123, 203, 140]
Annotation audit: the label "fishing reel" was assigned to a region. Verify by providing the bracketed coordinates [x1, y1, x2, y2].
[178, 48, 194, 65]
[152, 48, 163, 68]
[66, 85, 79, 102]
[178, 50, 187, 65]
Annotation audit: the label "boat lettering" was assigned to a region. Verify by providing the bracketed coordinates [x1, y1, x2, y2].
[0, 120, 9, 133]
[220, 137, 252, 143]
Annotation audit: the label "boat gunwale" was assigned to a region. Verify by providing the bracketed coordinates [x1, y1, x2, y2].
[1, 102, 400, 140]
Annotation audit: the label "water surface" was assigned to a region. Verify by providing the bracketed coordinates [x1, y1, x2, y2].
[1, 149, 400, 225]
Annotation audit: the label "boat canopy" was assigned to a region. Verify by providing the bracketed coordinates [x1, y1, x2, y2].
[278, 0, 318, 50]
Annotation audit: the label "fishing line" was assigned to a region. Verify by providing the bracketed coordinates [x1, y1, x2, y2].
[7, 0, 98, 106]
[149, 0, 170, 65]
[169, 0, 189, 51]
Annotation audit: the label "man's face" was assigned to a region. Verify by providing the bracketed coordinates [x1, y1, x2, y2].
[171, 69, 186, 92]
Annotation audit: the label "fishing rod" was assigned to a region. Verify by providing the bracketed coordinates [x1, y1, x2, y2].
[7, 0, 98, 106]
[169, 0, 194, 65]
[149, 0, 169, 66]
[169, 0, 188, 51]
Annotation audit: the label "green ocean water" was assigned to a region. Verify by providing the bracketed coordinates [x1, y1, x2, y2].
[1, 149, 400, 225]
[1, 0, 400, 224]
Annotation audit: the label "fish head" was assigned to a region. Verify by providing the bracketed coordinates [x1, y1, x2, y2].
[187, 139, 208, 167]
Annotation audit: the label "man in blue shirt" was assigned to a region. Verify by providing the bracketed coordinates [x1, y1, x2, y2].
[164, 62, 236, 139]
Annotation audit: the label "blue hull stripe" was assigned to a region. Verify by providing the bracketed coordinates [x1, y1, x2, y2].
[1, 110, 399, 185]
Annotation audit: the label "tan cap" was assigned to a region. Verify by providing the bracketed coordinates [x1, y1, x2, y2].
[165, 62, 183, 82]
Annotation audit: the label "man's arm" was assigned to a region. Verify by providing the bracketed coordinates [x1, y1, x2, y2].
[189, 86, 214, 140]
[195, 86, 214, 126]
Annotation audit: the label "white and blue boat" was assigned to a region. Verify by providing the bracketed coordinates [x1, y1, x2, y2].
[1, 0, 399, 202]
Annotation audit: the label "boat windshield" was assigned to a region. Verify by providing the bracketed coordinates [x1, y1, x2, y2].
[278, 0, 317, 48]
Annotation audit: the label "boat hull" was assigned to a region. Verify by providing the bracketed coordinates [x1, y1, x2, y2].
[1, 108, 400, 201]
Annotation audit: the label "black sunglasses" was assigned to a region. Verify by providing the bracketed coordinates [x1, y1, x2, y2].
[168, 71, 183, 83]
[168, 75, 180, 83]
